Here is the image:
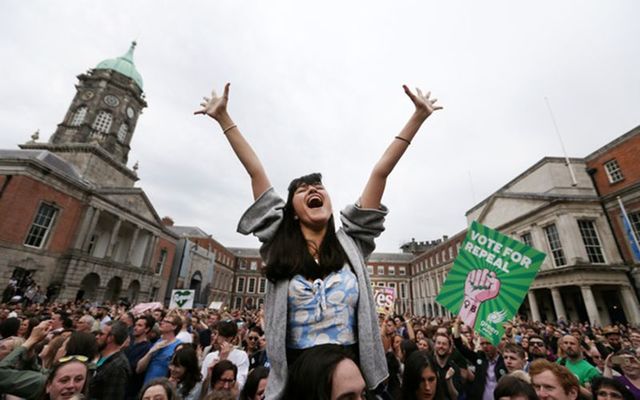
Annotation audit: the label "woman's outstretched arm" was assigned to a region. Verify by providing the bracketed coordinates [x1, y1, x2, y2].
[195, 83, 271, 200]
[359, 85, 442, 209]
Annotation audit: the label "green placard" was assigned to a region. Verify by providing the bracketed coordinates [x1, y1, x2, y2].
[436, 221, 546, 345]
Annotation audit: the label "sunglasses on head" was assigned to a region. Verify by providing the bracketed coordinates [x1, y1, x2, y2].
[58, 355, 89, 364]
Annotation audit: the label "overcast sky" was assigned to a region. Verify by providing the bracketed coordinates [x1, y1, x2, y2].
[1, 1, 639, 252]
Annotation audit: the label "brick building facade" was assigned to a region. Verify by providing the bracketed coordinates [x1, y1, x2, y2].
[0, 43, 178, 304]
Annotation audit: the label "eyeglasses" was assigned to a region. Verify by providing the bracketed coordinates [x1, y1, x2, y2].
[58, 355, 89, 364]
[529, 341, 545, 347]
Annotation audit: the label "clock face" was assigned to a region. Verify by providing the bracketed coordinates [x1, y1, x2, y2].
[82, 91, 94, 100]
[126, 107, 135, 119]
[104, 95, 120, 107]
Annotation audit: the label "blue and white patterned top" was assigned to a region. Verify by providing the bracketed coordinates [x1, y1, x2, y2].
[286, 264, 359, 349]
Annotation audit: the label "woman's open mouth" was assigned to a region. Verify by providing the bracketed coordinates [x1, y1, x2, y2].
[306, 194, 323, 208]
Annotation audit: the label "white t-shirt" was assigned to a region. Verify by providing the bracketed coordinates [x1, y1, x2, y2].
[201, 348, 250, 390]
[176, 330, 193, 343]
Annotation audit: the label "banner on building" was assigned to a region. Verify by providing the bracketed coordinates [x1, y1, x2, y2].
[170, 289, 195, 309]
[436, 221, 546, 345]
[374, 286, 396, 316]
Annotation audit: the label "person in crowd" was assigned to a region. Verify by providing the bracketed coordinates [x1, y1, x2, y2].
[246, 326, 268, 370]
[126, 315, 155, 400]
[0, 336, 24, 361]
[493, 375, 538, 400]
[0, 317, 20, 339]
[75, 314, 96, 334]
[167, 346, 202, 400]
[528, 335, 556, 362]
[201, 320, 249, 390]
[432, 333, 462, 400]
[137, 313, 182, 385]
[629, 330, 640, 350]
[40, 356, 90, 400]
[417, 337, 431, 353]
[50, 311, 72, 337]
[176, 315, 193, 344]
[603, 326, 624, 354]
[40, 336, 67, 369]
[557, 334, 601, 389]
[207, 360, 239, 398]
[195, 81, 442, 399]
[0, 321, 96, 398]
[152, 309, 166, 325]
[529, 359, 579, 400]
[502, 343, 528, 374]
[200, 323, 219, 364]
[284, 344, 368, 400]
[402, 351, 444, 400]
[453, 319, 506, 400]
[382, 318, 398, 353]
[591, 377, 634, 400]
[604, 349, 640, 398]
[139, 377, 180, 400]
[89, 320, 131, 399]
[96, 306, 112, 329]
[239, 366, 269, 400]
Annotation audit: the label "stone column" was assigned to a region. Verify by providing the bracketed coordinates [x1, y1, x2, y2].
[125, 227, 140, 265]
[551, 287, 567, 321]
[619, 285, 640, 325]
[143, 235, 159, 270]
[73, 207, 94, 249]
[105, 218, 122, 259]
[580, 285, 600, 326]
[528, 290, 541, 322]
[81, 208, 101, 251]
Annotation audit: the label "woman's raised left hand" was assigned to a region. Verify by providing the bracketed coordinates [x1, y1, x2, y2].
[403, 85, 443, 118]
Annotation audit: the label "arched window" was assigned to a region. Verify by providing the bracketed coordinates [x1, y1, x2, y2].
[70, 107, 87, 126]
[92, 111, 112, 133]
[117, 123, 129, 142]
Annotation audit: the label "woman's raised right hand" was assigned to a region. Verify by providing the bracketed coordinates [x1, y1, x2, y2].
[194, 83, 230, 120]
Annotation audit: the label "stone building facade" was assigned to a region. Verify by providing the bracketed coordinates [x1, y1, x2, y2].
[465, 156, 640, 325]
[0, 43, 178, 304]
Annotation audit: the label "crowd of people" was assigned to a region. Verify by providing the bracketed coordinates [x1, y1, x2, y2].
[0, 299, 639, 400]
[2, 82, 639, 400]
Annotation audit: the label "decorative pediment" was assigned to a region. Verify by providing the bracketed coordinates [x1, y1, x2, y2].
[477, 194, 549, 227]
[97, 188, 162, 226]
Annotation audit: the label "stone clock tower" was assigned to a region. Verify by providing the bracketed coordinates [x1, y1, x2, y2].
[22, 42, 147, 188]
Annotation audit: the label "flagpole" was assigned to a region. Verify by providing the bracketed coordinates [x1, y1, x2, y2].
[544, 97, 578, 186]
[618, 196, 640, 261]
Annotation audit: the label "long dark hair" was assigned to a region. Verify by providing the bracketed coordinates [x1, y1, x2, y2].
[402, 351, 444, 400]
[170, 347, 202, 398]
[265, 173, 347, 282]
[239, 366, 269, 400]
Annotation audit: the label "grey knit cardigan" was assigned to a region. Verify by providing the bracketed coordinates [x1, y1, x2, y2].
[237, 188, 389, 399]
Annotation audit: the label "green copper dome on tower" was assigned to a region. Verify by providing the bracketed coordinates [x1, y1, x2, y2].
[95, 41, 144, 90]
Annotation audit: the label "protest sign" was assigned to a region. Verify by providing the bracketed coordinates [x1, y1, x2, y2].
[374, 286, 396, 316]
[169, 289, 195, 309]
[436, 221, 546, 345]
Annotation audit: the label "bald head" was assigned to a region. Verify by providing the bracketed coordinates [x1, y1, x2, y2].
[560, 335, 581, 360]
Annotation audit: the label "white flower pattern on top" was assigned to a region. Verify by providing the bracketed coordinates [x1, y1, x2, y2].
[287, 264, 359, 349]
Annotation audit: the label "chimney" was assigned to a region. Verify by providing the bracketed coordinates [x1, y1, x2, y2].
[161, 216, 174, 226]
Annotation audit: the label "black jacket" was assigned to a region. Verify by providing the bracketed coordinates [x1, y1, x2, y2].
[453, 336, 507, 400]
[89, 350, 131, 400]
